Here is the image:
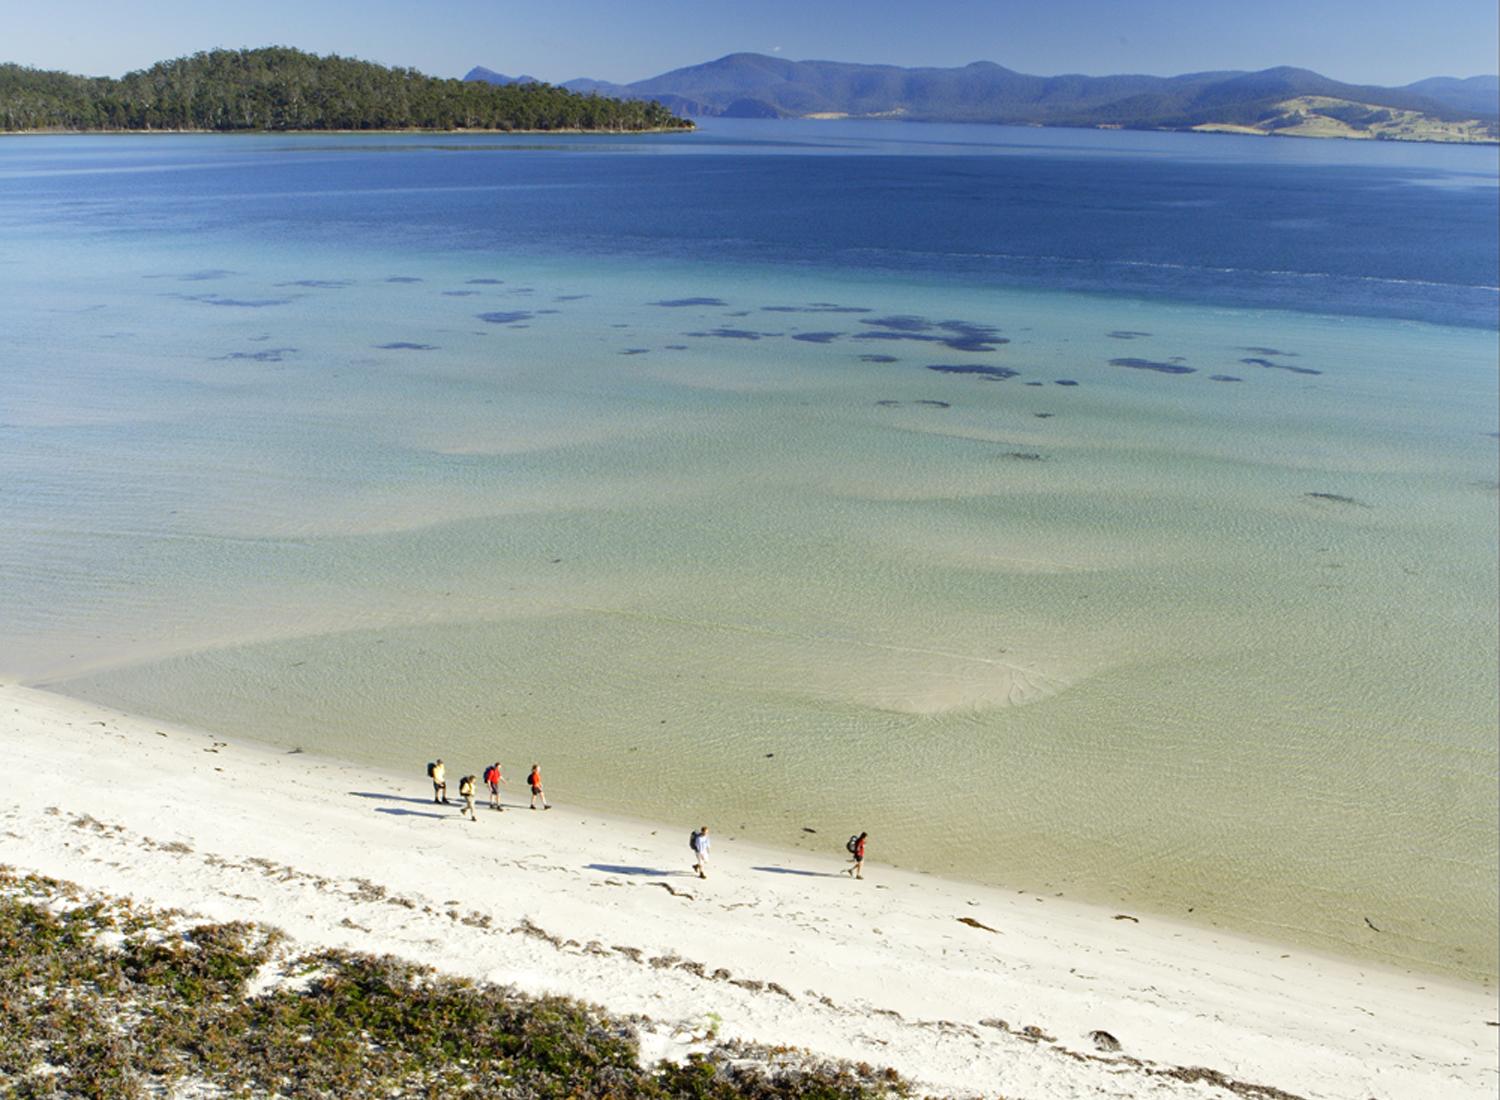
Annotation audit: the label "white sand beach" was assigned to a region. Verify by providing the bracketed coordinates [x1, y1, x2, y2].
[3, 682, 1495, 1099]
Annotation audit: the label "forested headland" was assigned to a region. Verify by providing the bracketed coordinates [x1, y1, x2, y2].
[0, 47, 694, 132]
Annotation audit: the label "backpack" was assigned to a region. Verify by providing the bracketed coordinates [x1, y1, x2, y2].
[427, 761, 436, 778]
[846, 835, 859, 854]
[459, 776, 475, 796]
[689, 830, 700, 852]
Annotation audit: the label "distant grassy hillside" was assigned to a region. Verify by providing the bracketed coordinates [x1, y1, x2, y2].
[1192, 95, 1497, 143]
[0, 47, 693, 133]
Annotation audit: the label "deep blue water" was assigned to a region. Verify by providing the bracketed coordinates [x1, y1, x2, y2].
[3, 119, 1496, 328]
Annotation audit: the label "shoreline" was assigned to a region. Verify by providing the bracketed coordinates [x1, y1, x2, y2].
[0, 124, 695, 137]
[3, 120, 1494, 144]
[40, 660, 1498, 988]
[4, 681, 1495, 1098]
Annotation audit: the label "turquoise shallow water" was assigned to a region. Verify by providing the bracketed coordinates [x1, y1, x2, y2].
[1, 126, 1496, 982]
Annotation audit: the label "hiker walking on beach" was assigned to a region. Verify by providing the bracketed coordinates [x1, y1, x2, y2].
[843, 831, 868, 879]
[691, 825, 711, 879]
[484, 762, 505, 811]
[528, 764, 550, 811]
[458, 774, 477, 821]
[428, 758, 448, 804]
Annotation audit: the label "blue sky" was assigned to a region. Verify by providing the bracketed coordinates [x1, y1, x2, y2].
[8, 0, 1497, 85]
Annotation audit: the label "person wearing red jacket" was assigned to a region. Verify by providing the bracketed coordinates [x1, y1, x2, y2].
[483, 762, 505, 811]
[527, 763, 550, 810]
[843, 831, 868, 879]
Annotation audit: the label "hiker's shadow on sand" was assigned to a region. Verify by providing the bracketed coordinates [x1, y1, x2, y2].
[349, 790, 441, 807]
[375, 807, 448, 820]
[587, 863, 693, 878]
[753, 865, 843, 878]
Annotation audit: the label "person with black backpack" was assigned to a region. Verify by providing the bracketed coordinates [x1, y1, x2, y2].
[457, 774, 477, 821]
[842, 832, 868, 879]
[427, 759, 448, 804]
[690, 825, 711, 879]
[527, 763, 550, 811]
[483, 762, 505, 811]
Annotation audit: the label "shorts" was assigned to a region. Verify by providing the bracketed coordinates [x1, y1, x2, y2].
[488, 782, 500, 794]
[531, 784, 543, 795]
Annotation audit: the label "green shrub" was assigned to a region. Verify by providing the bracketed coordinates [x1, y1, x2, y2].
[0, 867, 906, 1099]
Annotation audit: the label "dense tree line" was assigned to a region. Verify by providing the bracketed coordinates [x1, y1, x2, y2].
[0, 47, 693, 132]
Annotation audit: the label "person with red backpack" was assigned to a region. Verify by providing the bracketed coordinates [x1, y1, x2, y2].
[483, 762, 505, 811]
[527, 763, 550, 810]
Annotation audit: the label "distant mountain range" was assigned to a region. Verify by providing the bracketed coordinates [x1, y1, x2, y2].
[466, 56, 1499, 143]
[466, 68, 540, 88]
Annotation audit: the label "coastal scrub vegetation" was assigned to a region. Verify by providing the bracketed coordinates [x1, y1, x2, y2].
[0, 47, 693, 132]
[0, 866, 906, 1099]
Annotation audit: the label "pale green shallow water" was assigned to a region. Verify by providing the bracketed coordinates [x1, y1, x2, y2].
[2, 226, 1496, 983]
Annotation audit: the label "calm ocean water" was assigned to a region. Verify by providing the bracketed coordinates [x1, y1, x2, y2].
[2, 120, 1496, 980]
